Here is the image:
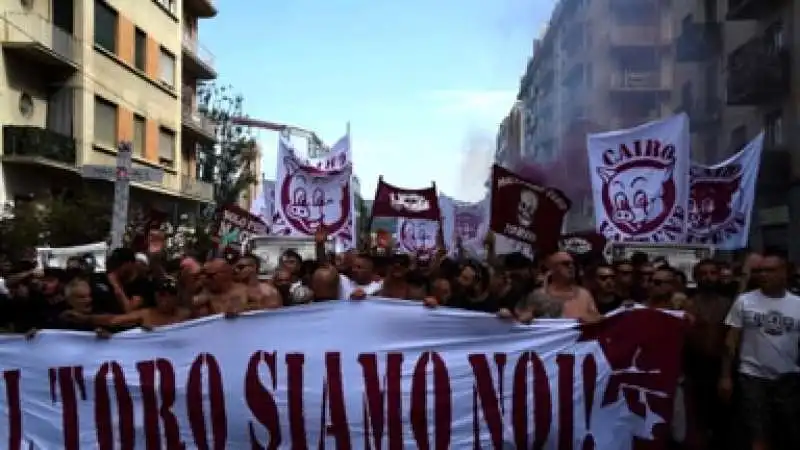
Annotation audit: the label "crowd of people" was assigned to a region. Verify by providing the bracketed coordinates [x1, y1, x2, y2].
[0, 230, 799, 450]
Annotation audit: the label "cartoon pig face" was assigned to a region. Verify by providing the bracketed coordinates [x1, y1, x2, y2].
[286, 174, 340, 232]
[689, 178, 740, 232]
[598, 165, 673, 232]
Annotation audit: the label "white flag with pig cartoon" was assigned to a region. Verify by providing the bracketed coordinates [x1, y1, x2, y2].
[587, 114, 691, 243]
[272, 136, 356, 248]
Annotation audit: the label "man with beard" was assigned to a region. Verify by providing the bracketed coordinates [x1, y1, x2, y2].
[683, 259, 732, 450]
[447, 261, 497, 313]
[234, 254, 281, 310]
[339, 253, 382, 300]
[378, 254, 412, 299]
[587, 263, 625, 314]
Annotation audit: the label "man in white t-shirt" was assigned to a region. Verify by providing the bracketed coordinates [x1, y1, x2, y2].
[721, 253, 800, 450]
[339, 253, 382, 300]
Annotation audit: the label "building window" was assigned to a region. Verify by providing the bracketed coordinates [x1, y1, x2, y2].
[159, 48, 176, 88]
[764, 110, 783, 147]
[93, 96, 117, 148]
[158, 127, 175, 167]
[132, 114, 146, 157]
[766, 22, 784, 53]
[134, 28, 146, 71]
[94, 0, 117, 52]
[156, 0, 176, 14]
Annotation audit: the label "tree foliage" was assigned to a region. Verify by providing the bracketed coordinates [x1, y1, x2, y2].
[0, 191, 112, 258]
[196, 82, 259, 208]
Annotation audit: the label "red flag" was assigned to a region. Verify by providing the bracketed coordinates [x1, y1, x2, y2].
[370, 177, 440, 220]
[490, 164, 571, 251]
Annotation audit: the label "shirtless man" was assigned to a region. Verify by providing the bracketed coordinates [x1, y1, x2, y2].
[234, 254, 281, 310]
[87, 277, 191, 329]
[512, 251, 600, 322]
[193, 259, 247, 317]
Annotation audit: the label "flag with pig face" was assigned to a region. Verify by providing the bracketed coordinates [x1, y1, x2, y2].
[587, 114, 691, 243]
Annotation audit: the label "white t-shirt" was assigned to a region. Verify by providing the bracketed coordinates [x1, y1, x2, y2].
[339, 274, 382, 300]
[724, 289, 800, 380]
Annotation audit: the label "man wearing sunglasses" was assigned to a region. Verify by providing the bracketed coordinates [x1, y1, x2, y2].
[514, 251, 600, 322]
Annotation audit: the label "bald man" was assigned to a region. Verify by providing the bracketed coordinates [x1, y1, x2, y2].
[515, 251, 600, 322]
[193, 259, 248, 317]
[311, 266, 340, 302]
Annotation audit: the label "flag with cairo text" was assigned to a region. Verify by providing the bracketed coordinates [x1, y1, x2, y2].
[587, 114, 691, 243]
[0, 301, 684, 449]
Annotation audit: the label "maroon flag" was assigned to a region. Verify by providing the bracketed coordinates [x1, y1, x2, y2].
[211, 204, 268, 252]
[559, 230, 607, 261]
[490, 164, 571, 249]
[370, 177, 440, 220]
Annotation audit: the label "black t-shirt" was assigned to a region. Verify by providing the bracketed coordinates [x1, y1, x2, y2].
[494, 286, 527, 311]
[90, 273, 155, 314]
[449, 294, 499, 314]
[90, 274, 119, 314]
[594, 295, 626, 315]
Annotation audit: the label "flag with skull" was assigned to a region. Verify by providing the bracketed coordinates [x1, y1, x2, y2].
[489, 164, 571, 252]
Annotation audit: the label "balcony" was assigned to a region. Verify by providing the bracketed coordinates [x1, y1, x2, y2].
[2, 126, 77, 168]
[180, 175, 214, 202]
[727, 0, 788, 21]
[609, 26, 671, 49]
[675, 22, 721, 62]
[610, 70, 671, 94]
[184, 0, 218, 18]
[181, 85, 217, 142]
[182, 32, 217, 80]
[1, 12, 77, 71]
[727, 37, 790, 106]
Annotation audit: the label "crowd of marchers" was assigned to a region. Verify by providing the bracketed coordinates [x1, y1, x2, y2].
[0, 228, 799, 450]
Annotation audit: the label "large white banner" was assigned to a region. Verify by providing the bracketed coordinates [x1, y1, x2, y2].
[0, 301, 685, 449]
[271, 137, 356, 248]
[687, 132, 763, 249]
[587, 114, 691, 243]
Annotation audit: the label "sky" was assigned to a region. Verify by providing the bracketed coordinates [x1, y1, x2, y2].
[202, 0, 558, 202]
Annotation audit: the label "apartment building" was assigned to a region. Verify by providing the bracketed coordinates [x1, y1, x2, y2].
[0, 0, 218, 219]
[494, 101, 524, 168]
[512, 0, 678, 231]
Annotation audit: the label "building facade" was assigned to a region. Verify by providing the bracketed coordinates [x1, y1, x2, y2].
[0, 0, 217, 219]
[513, 0, 796, 253]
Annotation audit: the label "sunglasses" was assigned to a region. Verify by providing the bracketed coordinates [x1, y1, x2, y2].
[597, 274, 615, 281]
[651, 279, 671, 286]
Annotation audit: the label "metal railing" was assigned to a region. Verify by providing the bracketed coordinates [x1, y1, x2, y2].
[180, 175, 214, 201]
[181, 31, 215, 68]
[3, 12, 76, 63]
[2, 125, 77, 165]
[611, 71, 670, 90]
[609, 25, 671, 46]
[181, 84, 217, 137]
